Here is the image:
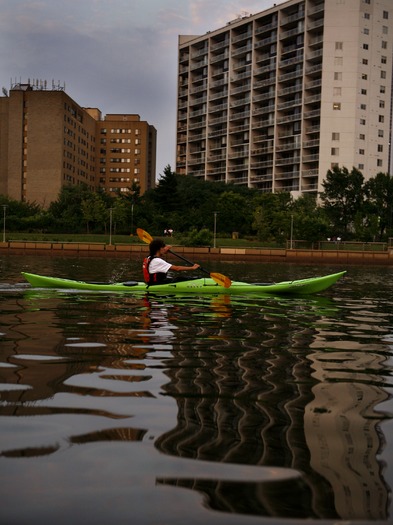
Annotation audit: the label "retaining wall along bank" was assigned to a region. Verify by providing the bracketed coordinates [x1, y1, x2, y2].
[1, 241, 393, 265]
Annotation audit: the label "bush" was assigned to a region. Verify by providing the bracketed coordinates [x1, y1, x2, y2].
[185, 228, 213, 246]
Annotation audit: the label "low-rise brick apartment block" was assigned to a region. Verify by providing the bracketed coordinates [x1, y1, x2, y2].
[0, 81, 156, 206]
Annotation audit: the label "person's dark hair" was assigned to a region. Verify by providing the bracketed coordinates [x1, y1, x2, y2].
[149, 239, 166, 257]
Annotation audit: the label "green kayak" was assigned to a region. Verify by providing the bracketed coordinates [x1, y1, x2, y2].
[21, 271, 346, 295]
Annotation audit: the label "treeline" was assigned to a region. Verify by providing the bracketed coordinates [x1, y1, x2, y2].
[1, 165, 392, 244]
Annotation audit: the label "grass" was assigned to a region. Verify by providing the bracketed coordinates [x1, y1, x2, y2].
[8, 232, 139, 244]
[7, 232, 282, 248]
[6, 232, 391, 251]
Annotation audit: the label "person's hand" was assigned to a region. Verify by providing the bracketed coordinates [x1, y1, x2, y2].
[192, 264, 200, 270]
[162, 245, 172, 253]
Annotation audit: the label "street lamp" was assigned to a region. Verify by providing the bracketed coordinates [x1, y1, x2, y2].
[213, 211, 218, 249]
[2, 205, 7, 243]
[290, 214, 294, 249]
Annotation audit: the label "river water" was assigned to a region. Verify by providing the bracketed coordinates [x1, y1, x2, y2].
[1, 254, 393, 525]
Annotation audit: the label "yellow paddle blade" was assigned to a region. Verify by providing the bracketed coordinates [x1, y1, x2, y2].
[210, 272, 232, 288]
[137, 228, 153, 244]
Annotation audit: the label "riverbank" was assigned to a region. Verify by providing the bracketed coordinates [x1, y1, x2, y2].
[1, 240, 393, 265]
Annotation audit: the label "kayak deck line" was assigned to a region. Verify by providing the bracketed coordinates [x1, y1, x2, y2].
[21, 271, 346, 296]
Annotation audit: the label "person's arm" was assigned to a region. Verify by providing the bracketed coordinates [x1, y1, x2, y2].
[161, 246, 200, 271]
[170, 263, 200, 272]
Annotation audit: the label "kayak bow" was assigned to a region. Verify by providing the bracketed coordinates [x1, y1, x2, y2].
[21, 271, 346, 295]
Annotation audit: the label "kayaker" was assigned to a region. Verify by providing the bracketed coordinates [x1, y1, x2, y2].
[143, 239, 200, 285]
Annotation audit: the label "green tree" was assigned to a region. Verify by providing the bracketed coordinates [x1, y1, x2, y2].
[216, 191, 253, 235]
[252, 192, 292, 243]
[364, 172, 393, 240]
[320, 166, 365, 237]
[291, 194, 329, 244]
[111, 198, 131, 234]
[0, 195, 43, 232]
[81, 193, 107, 233]
[152, 165, 179, 212]
[48, 184, 93, 232]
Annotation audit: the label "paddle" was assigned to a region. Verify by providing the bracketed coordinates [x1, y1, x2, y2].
[137, 228, 231, 288]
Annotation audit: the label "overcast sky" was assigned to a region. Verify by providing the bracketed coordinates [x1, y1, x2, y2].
[0, 0, 285, 180]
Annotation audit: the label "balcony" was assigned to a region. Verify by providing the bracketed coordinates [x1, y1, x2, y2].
[229, 110, 250, 121]
[302, 168, 319, 178]
[275, 171, 300, 180]
[275, 156, 300, 166]
[255, 22, 278, 36]
[276, 113, 301, 124]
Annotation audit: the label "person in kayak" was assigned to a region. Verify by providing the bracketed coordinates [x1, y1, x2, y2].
[143, 239, 200, 285]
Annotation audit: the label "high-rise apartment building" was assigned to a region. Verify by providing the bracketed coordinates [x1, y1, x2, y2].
[0, 81, 156, 206]
[176, 0, 393, 195]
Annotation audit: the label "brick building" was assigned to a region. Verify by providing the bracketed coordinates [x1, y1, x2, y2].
[0, 81, 156, 206]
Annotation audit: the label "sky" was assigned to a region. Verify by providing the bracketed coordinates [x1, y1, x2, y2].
[0, 0, 286, 181]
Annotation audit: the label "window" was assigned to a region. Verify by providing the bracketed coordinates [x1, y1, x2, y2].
[333, 102, 341, 110]
[333, 87, 342, 96]
[382, 41, 387, 49]
[379, 101, 385, 108]
[363, 43, 369, 50]
[362, 73, 368, 80]
[380, 86, 386, 93]
[382, 26, 388, 34]
[360, 104, 367, 110]
[359, 134, 365, 140]
[364, 12, 370, 19]
[334, 57, 343, 66]
[381, 71, 386, 79]
[358, 164, 364, 170]
[331, 148, 339, 155]
[381, 56, 387, 64]
[363, 28, 369, 35]
[378, 130, 384, 137]
[383, 10, 388, 19]
[362, 58, 368, 64]
[377, 159, 383, 167]
[332, 132, 340, 140]
[378, 144, 383, 152]
[361, 89, 367, 95]
[334, 72, 342, 80]
[379, 115, 385, 123]
[360, 119, 366, 125]
[335, 42, 343, 50]
[359, 149, 365, 155]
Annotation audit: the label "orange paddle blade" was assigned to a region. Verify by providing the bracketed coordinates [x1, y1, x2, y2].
[210, 272, 232, 288]
[137, 228, 153, 244]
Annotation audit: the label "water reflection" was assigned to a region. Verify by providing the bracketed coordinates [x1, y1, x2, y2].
[1, 259, 393, 524]
[151, 295, 392, 520]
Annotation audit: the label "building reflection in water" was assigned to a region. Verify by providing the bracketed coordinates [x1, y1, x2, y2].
[154, 298, 391, 520]
[306, 348, 389, 519]
[0, 289, 391, 521]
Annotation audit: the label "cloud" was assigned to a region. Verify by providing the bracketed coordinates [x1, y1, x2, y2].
[0, 0, 287, 178]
